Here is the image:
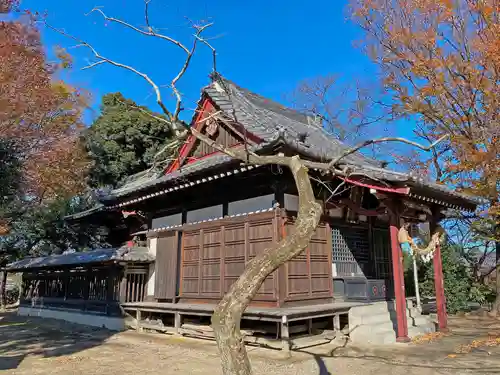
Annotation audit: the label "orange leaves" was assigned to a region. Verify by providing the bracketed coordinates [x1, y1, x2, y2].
[0, 18, 90, 205]
[453, 334, 500, 355]
[0, 0, 18, 13]
[412, 331, 447, 344]
[351, 0, 499, 242]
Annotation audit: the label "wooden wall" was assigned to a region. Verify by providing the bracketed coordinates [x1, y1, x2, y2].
[154, 232, 179, 301]
[154, 210, 333, 307]
[192, 123, 240, 158]
[20, 263, 150, 316]
[282, 220, 333, 305]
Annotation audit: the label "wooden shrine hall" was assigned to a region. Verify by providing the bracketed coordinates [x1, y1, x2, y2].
[19, 76, 481, 345]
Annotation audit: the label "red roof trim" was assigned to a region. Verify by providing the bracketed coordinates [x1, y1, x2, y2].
[166, 99, 214, 174]
[340, 177, 410, 195]
[166, 96, 263, 174]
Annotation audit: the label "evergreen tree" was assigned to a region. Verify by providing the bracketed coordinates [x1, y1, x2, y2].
[418, 243, 495, 314]
[85, 93, 175, 188]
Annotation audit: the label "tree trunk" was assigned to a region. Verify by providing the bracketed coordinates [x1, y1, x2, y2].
[211, 156, 323, 375]
[0, 270, 7, 310]
[494, 238, 500, 314]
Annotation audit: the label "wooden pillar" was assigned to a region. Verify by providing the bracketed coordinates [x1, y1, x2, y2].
[136, 309, 142, 332]
[119, 267, 128, 303]
[174, 312, 182, 335]
[431, 219, 448, 332]
[63, 268, 70, 301]
[281, 317, 290, 352]
[333, 314, 341, 332]
[83, 267, 91, 312]
[388, 204, 410, 342]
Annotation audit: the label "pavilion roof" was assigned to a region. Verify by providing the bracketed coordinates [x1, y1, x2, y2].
[6, 246, 154, 271]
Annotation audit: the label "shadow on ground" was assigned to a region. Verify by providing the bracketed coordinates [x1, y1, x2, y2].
[0, 310, 116, 371]
[293, 316, 500, 375]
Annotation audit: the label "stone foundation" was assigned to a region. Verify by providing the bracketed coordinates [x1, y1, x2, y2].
[348, 300, 437, 345]
[18, 306, 126, 331]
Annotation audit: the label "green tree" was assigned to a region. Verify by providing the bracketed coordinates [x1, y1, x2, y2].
[85, 93, 175, 188]
[418, 242, 494, 314]
[0, 195, 109, 263]
[0, 140, 22, 233]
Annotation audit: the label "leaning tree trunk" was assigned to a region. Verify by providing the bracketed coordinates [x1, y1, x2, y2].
[211, 156, 323, 375]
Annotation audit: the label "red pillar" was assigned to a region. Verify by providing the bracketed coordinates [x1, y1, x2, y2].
[389, 214, 410, 342]
[433, 242, 448, 331]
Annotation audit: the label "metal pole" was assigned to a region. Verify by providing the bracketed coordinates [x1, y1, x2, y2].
[412, 255, 422, 311]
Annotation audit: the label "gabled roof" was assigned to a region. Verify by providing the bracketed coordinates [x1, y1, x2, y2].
[205, 77, 380, 167]
[67, 75, 482, 216]
[100, 76, 381, 199]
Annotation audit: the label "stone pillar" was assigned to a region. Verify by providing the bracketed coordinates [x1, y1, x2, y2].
[389, 207, 410, 342]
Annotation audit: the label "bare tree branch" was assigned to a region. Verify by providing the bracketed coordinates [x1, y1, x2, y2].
[194, 34, 217, 73]
[47, 8, 214, 134]
[170, 22, 214, 123]
[87, 7, 191, 54]
[45, 23, 178, 128]
[327, 134, 449, 169]
[81, 60, 106, 70]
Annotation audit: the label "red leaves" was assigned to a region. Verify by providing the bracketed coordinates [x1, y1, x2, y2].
[0, 18, 90, 204]
[0, 0, 19, 14]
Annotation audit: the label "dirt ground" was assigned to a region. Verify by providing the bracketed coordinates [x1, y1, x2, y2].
[1, 310, 500, 375]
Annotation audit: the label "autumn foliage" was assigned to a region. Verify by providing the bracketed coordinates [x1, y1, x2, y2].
[350, 0, 499, 225]
[0, 14, 89, 231]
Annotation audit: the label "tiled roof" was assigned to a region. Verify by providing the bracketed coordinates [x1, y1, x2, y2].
[70, 76, 481, 215]
[6, 246, 154, 271]
[204, 77, 480, 206]
[345, 164, 483, 206]
[103, 77, 380, 201]
[109, 153, 234, 198]
[205, 77, 380, 167]
[105, 140, 278, 200]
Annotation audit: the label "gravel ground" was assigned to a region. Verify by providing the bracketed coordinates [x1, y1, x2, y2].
[1, 310, 500, 375]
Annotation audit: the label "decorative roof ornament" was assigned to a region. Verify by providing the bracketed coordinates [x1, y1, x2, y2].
[205, 118, 218, 137]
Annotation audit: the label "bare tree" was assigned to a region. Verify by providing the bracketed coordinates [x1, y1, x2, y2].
[290, 75, 393, 144]
[46, 3, 447, 374]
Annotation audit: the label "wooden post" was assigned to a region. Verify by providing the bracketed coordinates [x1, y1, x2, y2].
[119, 267, 128, 303]
[431, 220, 448, 332]
[174, 312, 182, 334]
[333, 314, 341, 332]
[83, 267, 91, 311]
[63, 268, 69, 301]
[281, 317, 290, 353]
[136, 309, 142, 332]
[389, 205, 410, 342]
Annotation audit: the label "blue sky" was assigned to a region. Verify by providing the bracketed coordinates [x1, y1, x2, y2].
[22, 0, 377, 123]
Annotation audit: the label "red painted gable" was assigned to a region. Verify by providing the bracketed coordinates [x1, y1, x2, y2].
[165, 96, 262, 174]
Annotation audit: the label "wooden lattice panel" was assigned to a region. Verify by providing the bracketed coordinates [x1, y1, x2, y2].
[331, 226, 370, 277]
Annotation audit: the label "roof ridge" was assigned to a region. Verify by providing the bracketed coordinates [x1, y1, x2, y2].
[207, 75, 313, 123]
